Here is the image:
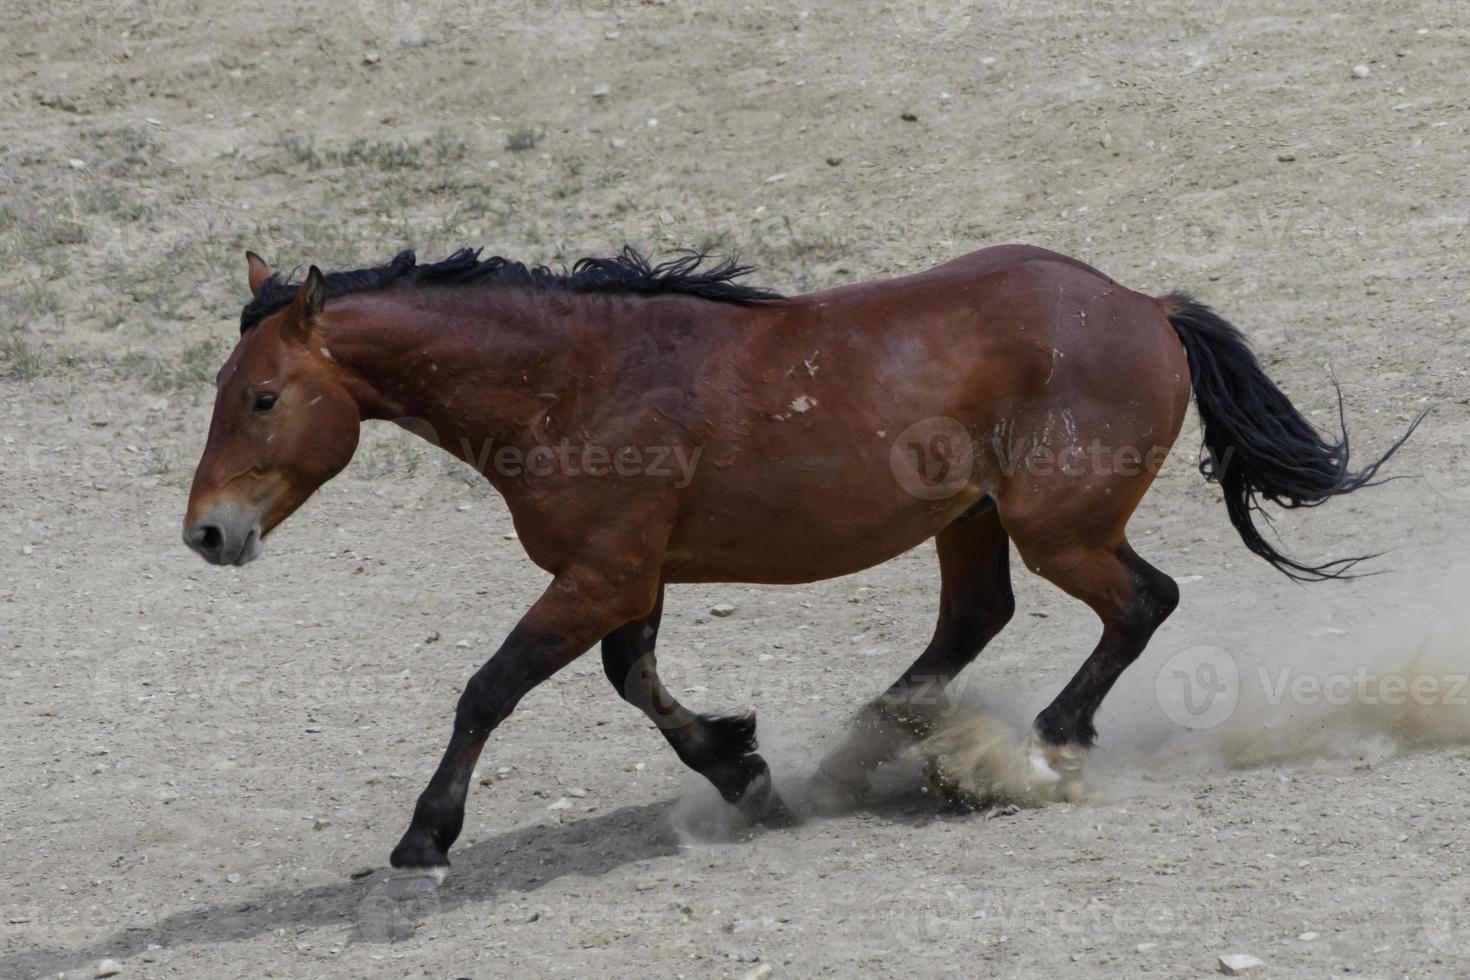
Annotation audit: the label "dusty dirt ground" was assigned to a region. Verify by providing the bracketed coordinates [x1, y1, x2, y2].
[4, 0, 1470, 977]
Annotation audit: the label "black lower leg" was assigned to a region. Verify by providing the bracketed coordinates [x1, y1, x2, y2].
[813, 513, 1014, 805]
[602, 589, 775, 813]
[1034, 546, 1179, 747]
[391, 623, 573, 870]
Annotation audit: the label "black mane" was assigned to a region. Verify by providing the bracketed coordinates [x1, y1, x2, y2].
[239, 246, 782, 333]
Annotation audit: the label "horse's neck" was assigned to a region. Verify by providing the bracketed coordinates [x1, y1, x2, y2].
[323, 287, 584, 440]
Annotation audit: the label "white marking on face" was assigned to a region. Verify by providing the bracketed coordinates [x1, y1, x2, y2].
[788, 395, 816, 413]
[265, 433, 276, 444]
[876, 429, 887, 439]
[307, 395, 323, 407]
[319, 347, 333, 360]
[803, 350, 820, 376]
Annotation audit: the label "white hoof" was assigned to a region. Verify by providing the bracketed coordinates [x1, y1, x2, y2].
[1022, 732, 1087, 803]
[385, 866, 447, 900]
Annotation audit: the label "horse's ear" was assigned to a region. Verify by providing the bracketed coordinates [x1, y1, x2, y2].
[292, 265, 326, 326]
[245, 251, 271, 295]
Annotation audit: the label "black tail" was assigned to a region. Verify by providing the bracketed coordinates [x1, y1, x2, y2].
[1164, 293, 1422, 582]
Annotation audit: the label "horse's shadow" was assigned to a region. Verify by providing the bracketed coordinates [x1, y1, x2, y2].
[8, 768, 958, 978]
[6, 800, 683, 979]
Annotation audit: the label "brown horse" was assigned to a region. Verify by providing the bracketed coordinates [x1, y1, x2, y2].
[184, 244, 1415, 890]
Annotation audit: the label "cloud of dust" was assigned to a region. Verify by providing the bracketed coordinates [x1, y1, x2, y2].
[667, 543, 1470, 839]
[929, 550, 1470, 804]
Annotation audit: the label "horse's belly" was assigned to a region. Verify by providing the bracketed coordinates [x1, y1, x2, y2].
[661, 486, 981, 584]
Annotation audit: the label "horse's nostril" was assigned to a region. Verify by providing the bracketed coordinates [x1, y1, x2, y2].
[192, 523, 224, 554]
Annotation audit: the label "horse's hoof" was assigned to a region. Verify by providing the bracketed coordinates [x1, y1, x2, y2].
[385, 866, 447, 901]
[1022, 733, 1087, 803]
[733, 769, 774, 823]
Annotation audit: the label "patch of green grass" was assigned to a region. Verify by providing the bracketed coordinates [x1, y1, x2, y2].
[0, 329, 43, 381]
[282, 136, 321, 168]
[339, 139, 422, 171]
[279, 135, 424, 172]
[505, 128, 541, 152]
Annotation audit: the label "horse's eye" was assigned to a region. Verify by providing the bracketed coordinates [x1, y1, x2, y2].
[252, 393, 278, 413]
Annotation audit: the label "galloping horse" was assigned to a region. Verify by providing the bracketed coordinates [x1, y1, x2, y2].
[184, 244, 1414, 889]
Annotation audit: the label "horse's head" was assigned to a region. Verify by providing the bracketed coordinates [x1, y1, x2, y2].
[183, 253, 361, 565]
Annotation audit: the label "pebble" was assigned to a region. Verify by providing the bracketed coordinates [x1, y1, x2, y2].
[741, 966, 773, 980]
[68, 158, 87, 170]
[592, 83, 611, 99]
[567, 787, 588, 798]
[710, 603, 736, 617]
[1298, 931, 1319, 941]
[1276, 151, 1295, 162]
[363, 50, 380, 65]
[455, 639, 472, 648]
[547, 797, 572, 811]
[96, 960, 122, 978]
[313, 817, 332, 831]
[1351, 64, 1371, 78]
[826, 156, 842, 166]
[900, 111, 919, 121]
[1218, 953, 1266, 975]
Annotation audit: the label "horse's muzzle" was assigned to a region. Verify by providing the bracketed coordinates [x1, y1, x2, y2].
[183, 502, 263, 566]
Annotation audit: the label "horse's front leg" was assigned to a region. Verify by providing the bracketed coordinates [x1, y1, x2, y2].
[388, 566, 658, 889]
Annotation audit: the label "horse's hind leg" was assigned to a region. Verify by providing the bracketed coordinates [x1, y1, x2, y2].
[602, 585, 785, 823]
[810, 506, 1014, 810]
[1012, 536, 1179, 797]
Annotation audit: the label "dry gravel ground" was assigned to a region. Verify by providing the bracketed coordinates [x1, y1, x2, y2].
[4, 0, 1470, 977]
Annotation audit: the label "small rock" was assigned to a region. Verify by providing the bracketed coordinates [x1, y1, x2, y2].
[313, 817, 332, 831]
[1276, 151, 1295, 162]
[425, 631, 440, 643]
[1351, 64, 1371, 78]
[363, 50, 380, 65]
[710, 603, 736, 617]
[547, 797, 572, 811]
[69, 158, 87, 170]
[900, 111, 919, 121]
[1218, 953, 1266, 975]
[1298, 931, 1319, 941]
[826, 156, 842, 166]
[96, 960, 122, 978]
[567, 787, 588, 798]
[1136, 942, 1157, 952]
[592, 83, 611, 99]
[604, 30, 620, 39]
[742, 966, 773, 980]
[225, 873, 241, 883]
[21, 544, 32, 556]
[455, 639, 472, 648]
